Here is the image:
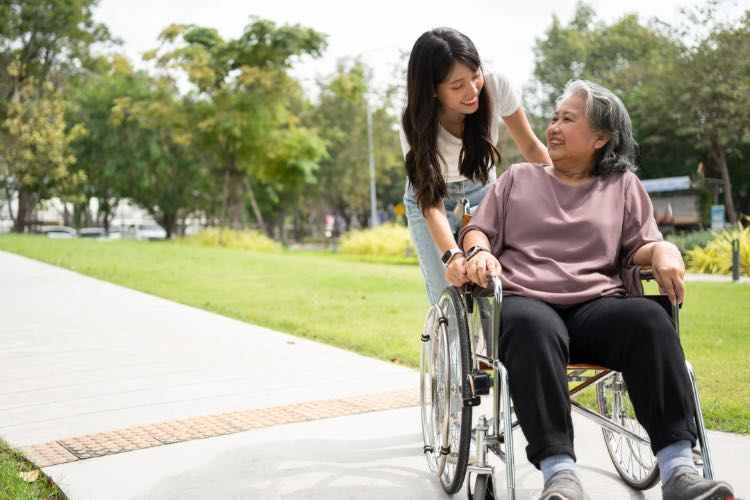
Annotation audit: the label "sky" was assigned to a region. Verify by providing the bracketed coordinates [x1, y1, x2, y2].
[92, 0, 748, 99]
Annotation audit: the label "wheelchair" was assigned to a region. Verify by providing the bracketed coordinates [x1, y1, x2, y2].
[419, 207, 717, 499]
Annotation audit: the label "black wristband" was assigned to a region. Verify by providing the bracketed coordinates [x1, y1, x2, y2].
[465, 245, 490, 261]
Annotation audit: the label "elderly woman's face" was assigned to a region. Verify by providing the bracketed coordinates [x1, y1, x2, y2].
[546, 94, 608, 170]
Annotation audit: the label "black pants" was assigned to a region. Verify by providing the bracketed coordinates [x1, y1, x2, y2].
[499, 296, 698, 468]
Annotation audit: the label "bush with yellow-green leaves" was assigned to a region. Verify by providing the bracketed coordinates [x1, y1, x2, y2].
[179, 228, 281, 252]
[340, 223, 415, 258]
[686, 218, 749, 276]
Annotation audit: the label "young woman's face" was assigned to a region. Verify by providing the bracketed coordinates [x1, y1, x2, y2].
[435, 61, 484, 116]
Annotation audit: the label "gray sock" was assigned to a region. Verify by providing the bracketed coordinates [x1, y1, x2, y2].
[540, 454, 577, 484]
[656, 440, 696, 486]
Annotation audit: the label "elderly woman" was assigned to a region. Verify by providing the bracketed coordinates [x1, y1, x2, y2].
[458, 80, 734, 500]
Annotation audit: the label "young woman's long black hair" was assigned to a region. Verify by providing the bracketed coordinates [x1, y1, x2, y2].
[402, 28, 501, 211]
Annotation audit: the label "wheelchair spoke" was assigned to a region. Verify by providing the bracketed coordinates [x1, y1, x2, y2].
[597, 373, 659, 489]
[433, 288, 473, 494]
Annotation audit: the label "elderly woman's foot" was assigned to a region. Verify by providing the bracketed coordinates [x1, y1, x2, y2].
[661, 466, 734, 500]
[539, 471, 583, 500]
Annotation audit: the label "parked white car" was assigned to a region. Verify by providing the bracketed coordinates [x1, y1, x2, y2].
[41, 226, 77, 238]
[125, 223, 167, 241]
[78, 227, 107, 239]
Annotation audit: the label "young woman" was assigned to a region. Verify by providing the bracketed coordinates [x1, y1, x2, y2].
[400, 27, 550, 304]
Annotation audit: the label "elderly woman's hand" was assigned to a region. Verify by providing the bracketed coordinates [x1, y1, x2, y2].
[651, 242, 686, 305]
[466, 250, 502, 288]
[445, 256, 468, 287]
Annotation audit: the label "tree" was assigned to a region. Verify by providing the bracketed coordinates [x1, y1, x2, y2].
[66, 54, 155, 231]
[0, 81, 86, 231]
[145, 18, 327, 236]
[0, 0, 110, 232]
[670, 6, 750, 223]
[109, 78, 208, 238]
[0, 0, 110, 105]
[309, 59, 404, 228]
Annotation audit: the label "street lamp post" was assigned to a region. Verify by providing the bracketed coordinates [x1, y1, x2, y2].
[366, 99, 378, 229]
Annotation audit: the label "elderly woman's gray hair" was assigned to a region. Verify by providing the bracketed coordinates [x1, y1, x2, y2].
[557, 79, 638, 175]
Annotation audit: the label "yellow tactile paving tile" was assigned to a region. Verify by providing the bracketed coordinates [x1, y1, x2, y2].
[19, 388, 419, 467]
[58, 427, 163, 459]
[19, 441, 79, 468]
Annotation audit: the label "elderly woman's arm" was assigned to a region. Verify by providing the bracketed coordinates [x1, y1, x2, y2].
[633, 241, 685, 306]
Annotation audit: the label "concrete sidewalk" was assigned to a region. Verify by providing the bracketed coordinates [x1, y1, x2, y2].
[1, 249, 747, 499]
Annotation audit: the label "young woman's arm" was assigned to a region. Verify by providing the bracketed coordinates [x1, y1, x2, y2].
[423, 205, 467, 286]
[502, 107, 551, 165]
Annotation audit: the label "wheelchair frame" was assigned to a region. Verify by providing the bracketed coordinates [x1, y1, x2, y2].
[420, 275, 717, 499]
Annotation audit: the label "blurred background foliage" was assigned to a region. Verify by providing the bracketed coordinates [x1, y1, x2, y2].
[0, 0, 748, 273]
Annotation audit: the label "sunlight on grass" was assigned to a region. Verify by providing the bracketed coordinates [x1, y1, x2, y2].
[0, 438, 65, 500]
[1, 234, 748, 433]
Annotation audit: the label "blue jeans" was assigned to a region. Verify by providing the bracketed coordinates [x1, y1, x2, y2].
[404, 173, 496, 304]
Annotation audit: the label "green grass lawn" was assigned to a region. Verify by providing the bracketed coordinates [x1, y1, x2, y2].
[0, 438, 65, 500]
[0, 234, 748, 434]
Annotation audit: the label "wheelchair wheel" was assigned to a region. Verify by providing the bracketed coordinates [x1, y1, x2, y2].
[420, 304, 451, 475]
[436, 287, 473, 494]
[596, 372, 659, 490]
[467, 473, 495, 500]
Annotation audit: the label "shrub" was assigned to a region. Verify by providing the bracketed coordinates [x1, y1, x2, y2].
[667, 229, 715, 254]
[686, 218, 749, 276]
[179, 228, 281, 252]
[340, 223, 415, 257]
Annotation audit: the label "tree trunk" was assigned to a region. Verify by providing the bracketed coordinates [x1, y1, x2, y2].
[72, 202, 86, 229]
[3, 184, 15, 222]
[713, 146, 737, 224]
[160, 211, 176, 239]
[228, 175, 245, 230]
[277, 206, 287, 245]
[62, 202, 72, 227]
[218, 168, 230, 245]
[242, 177, 266, 234]
[12, 188, 36, 233]
[100, 198, 111, 234]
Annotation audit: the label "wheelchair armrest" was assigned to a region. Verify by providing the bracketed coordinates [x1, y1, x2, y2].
[639, 265, 655, 281]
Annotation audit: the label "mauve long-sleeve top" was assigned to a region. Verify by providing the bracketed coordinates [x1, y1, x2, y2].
[458, 163, 663, 306]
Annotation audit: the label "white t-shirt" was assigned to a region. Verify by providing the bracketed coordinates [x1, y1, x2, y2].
[399, 72, 521, 183]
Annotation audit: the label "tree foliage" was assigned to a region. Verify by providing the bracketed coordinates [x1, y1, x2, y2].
[1, 81, 86, 231]
[108, 77, 207, 238]
[308, 59, 404, 228]
[669, 5, 750, 222]
[0, 0, 110, 103]
[0, 0, 110, 231]
[146, 18, 327, 236]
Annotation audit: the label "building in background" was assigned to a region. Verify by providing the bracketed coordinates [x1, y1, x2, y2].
[641, 176, 702, 233]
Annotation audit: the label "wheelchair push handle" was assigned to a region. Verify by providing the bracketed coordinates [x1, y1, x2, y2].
[463, 273, 502, 298]
[491, 274, 502, 303]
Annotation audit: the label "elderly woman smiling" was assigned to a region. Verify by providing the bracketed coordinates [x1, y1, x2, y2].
[458, 80, 734, 500]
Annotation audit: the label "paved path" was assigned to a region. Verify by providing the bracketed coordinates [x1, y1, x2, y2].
[685, 272, 749, 283]
[0, 250, 747, 499]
